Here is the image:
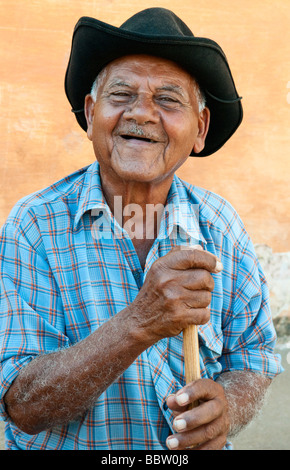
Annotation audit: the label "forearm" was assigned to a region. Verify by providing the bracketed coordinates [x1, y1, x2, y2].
[4, 305, 150, 435]
[217, 370, 271, 437]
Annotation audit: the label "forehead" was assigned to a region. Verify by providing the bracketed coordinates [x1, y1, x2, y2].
[100, 54, 195, 91]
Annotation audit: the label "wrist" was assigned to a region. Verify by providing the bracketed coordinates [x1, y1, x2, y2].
[119, 303, 157, 351]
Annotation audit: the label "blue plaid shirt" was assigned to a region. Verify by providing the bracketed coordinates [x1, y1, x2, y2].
[0, 161, 282, 449]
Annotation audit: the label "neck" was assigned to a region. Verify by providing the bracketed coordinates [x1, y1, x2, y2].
[99, 171, 174, 268]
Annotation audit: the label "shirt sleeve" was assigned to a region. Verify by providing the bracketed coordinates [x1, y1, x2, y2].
[219, 235, 283, 379]
[0, 221, 70, 420]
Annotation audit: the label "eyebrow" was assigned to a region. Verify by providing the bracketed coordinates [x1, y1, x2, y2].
[155, 84, 187, 99]
[106, 80, 131, 89]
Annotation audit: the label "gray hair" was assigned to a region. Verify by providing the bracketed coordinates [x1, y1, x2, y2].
[90, 66, 206, 113]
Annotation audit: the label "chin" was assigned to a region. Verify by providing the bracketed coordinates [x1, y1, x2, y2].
[120, 171, 161, 184]
[112, 162, 165, 184]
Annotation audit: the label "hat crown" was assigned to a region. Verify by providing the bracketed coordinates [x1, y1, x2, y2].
[120, 7, 194, 37]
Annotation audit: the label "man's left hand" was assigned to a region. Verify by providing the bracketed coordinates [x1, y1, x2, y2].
[166, 379, 230, 450]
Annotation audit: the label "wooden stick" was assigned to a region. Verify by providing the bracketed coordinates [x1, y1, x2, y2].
[183, 324, 200, 408]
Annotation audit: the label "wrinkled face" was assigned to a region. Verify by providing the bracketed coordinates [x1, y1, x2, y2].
[85, 54, 210, 186]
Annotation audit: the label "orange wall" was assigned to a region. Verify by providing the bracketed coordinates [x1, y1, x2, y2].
[1, 0, 289, 251]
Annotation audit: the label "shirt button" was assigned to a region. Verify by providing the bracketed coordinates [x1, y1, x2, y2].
[163, 401, 168, 411]
[132, 270, 140, 280]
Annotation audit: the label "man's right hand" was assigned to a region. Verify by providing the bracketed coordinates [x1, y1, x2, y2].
[128, 245, 222, 344]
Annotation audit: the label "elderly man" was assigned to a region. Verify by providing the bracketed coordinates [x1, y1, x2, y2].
[0, 8, 282, 450]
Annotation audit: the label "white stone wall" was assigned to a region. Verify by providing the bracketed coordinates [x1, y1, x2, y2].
[255, 244, 290, 336]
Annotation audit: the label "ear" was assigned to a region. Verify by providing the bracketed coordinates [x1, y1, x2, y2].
[84, 94, 95, 141]
[192, 107, 210, 154]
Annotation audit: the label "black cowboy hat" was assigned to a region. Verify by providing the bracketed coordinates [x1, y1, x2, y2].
[65, 7, 243, 157]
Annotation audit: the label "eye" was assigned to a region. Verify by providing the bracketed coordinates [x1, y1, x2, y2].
[112, 91, 130, 96]
[159, 95, 176, 101]
[110, 91, 132, 102]
[156, 95, 181, 108]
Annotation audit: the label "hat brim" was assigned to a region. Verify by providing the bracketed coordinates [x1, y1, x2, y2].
[65, 17, 243, 157]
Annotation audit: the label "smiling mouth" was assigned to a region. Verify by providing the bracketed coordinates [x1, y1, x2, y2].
[120, 134, 157, 143]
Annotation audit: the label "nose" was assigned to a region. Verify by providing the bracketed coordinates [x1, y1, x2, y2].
[123, 93, 159, 125]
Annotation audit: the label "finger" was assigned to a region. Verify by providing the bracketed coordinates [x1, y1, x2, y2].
[167, 409, 226, 450]
[163, 246, 222, 274]
[163, 267, 215, 293]
[167, 379, 224, 418]
[175, 379, 224, 406]
[180, 269, 215, 292]
[167, 427, 227, 451]
[182, 307, 211, 326]
[172, 399, 222, 433]
[166, 394, 187, 414]
[166, 379, 214, 414]
[168, 284, 212, 310]
[184, 291, 212, 310]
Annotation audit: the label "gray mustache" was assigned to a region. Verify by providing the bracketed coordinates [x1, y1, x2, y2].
[118, 125, 164, 142]
[128, 125, 146, 137]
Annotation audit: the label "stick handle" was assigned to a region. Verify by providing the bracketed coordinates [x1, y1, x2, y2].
[183, 324, 200, 408]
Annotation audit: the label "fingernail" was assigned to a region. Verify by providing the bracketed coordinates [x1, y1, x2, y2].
[174, 418, 187, 431]
[167, 437, 179, 449]
[176, 392, 189, 406]
[215, 260, 223, 272]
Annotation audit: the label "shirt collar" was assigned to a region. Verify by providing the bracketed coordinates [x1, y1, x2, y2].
[74, 161, 108, 229]
[74, 162, 206, 246]
[157, 175, 206, 246]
